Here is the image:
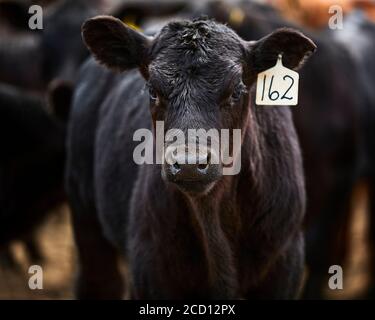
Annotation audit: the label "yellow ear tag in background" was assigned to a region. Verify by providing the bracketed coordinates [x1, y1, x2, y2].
[229, 7, 245, 27]
[122, 16, 142, 32]
[256, 54, 299, 106]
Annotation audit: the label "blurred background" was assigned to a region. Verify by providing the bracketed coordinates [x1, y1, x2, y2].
[1, 0, 375, 299]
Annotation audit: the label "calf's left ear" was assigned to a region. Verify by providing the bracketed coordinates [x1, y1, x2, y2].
[82, 15, 152, 73]
[246, 28, 317, 75]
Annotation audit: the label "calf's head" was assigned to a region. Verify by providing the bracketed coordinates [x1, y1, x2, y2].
[82, 16, 315, 195]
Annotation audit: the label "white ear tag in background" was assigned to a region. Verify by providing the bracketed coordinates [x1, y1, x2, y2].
[256, 54, 299, 106]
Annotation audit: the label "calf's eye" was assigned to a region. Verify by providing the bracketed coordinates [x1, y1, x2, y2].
[148, 87, 158, 102]
[230, 83, 246, 102]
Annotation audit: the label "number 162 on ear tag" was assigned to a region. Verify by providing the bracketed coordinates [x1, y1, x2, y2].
[256, 54, 299, 106]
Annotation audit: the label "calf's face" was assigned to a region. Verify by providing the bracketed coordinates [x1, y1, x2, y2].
[82, 16, 315, 195]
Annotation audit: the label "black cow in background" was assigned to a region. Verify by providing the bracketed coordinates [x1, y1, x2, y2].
[0, 0, 100, 92]
[0, 0, 190, 93]
[0, 0, 99, 268]
[332, 11, 375, 297]
[0, 83, 67, 264]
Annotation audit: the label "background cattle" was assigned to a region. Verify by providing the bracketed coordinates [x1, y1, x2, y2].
[331, 11, 375, 297]
[0, 0, 99, 93]
[269, 0, 375, 29]
[0, 83, 67, 264]
[0, 0, 191, 93]
[0, 0, 97, 267]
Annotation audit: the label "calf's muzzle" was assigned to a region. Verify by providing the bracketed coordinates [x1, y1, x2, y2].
[163, 144, 222, 194]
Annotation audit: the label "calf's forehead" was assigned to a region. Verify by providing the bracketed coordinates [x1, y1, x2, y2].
[148, 20, 244, 78]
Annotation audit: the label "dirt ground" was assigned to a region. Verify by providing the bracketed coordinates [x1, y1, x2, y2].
[0, 183, 371, 300]
[0, 204, 75, 299]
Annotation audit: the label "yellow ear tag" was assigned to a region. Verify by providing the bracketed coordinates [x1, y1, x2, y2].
[256, 54, 299, 106]
[229, 7, 245, 26]
[122, 16, 142, 32]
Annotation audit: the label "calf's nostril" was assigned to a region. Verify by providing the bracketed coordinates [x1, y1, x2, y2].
[173, 162, 180, 169]
[197, 152, 211, 173]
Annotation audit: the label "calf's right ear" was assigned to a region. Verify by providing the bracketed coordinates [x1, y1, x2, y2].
[82, 15, 151, 73]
